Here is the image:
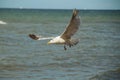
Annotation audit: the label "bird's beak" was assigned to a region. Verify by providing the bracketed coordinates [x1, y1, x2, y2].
[47, 41, 51, 45]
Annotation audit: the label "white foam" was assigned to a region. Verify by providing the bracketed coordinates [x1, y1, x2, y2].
[0, 20, 7, 24]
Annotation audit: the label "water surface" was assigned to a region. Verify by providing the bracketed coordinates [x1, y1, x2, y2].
[0, 9, 120, 80]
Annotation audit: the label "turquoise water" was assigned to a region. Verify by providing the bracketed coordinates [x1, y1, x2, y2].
[0, 9, 120, 80]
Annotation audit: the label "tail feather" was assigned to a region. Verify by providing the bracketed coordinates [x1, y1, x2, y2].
[70, 38, 79, 46]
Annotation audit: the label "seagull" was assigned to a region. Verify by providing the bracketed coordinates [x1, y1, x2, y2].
[29, 9, 80, 50]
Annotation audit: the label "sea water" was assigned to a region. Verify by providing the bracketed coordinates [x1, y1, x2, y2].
[0, 9, 120, 80]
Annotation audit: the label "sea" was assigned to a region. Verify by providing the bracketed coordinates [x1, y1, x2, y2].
[0, 9, 120, 80]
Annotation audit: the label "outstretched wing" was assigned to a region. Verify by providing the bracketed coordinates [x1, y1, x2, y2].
[60, 9, 80, 40]
[29, 34, 54, 40]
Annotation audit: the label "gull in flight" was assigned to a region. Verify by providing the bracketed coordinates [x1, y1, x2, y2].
[29, 9, 80, 50]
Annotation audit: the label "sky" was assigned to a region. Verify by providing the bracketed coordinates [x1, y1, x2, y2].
[0, 0, 120, 10]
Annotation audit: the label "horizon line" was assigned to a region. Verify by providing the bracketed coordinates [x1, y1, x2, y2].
[0, 7, 120, 10]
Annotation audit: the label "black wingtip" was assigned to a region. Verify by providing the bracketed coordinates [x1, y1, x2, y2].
[29, 34, 40, 40]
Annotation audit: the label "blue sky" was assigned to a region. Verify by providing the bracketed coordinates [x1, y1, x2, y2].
[0, 0, 120, 9]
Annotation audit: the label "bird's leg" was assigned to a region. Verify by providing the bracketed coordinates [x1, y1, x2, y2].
[64, 45, 67, 50]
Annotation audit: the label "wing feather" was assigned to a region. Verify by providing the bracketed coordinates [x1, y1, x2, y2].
[60, 9, 80, 40]
[29, 34, 54, 40]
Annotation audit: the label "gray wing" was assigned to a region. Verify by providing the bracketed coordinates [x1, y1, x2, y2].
[60, 9, 80, 40]
[29, 34, 54, 40]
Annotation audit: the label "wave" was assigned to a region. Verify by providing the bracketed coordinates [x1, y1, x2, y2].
[0, 20, 7, 24]
[90, 68, 120, 80]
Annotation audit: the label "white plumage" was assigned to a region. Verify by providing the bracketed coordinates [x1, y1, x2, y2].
[48, 36, 65, 44]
